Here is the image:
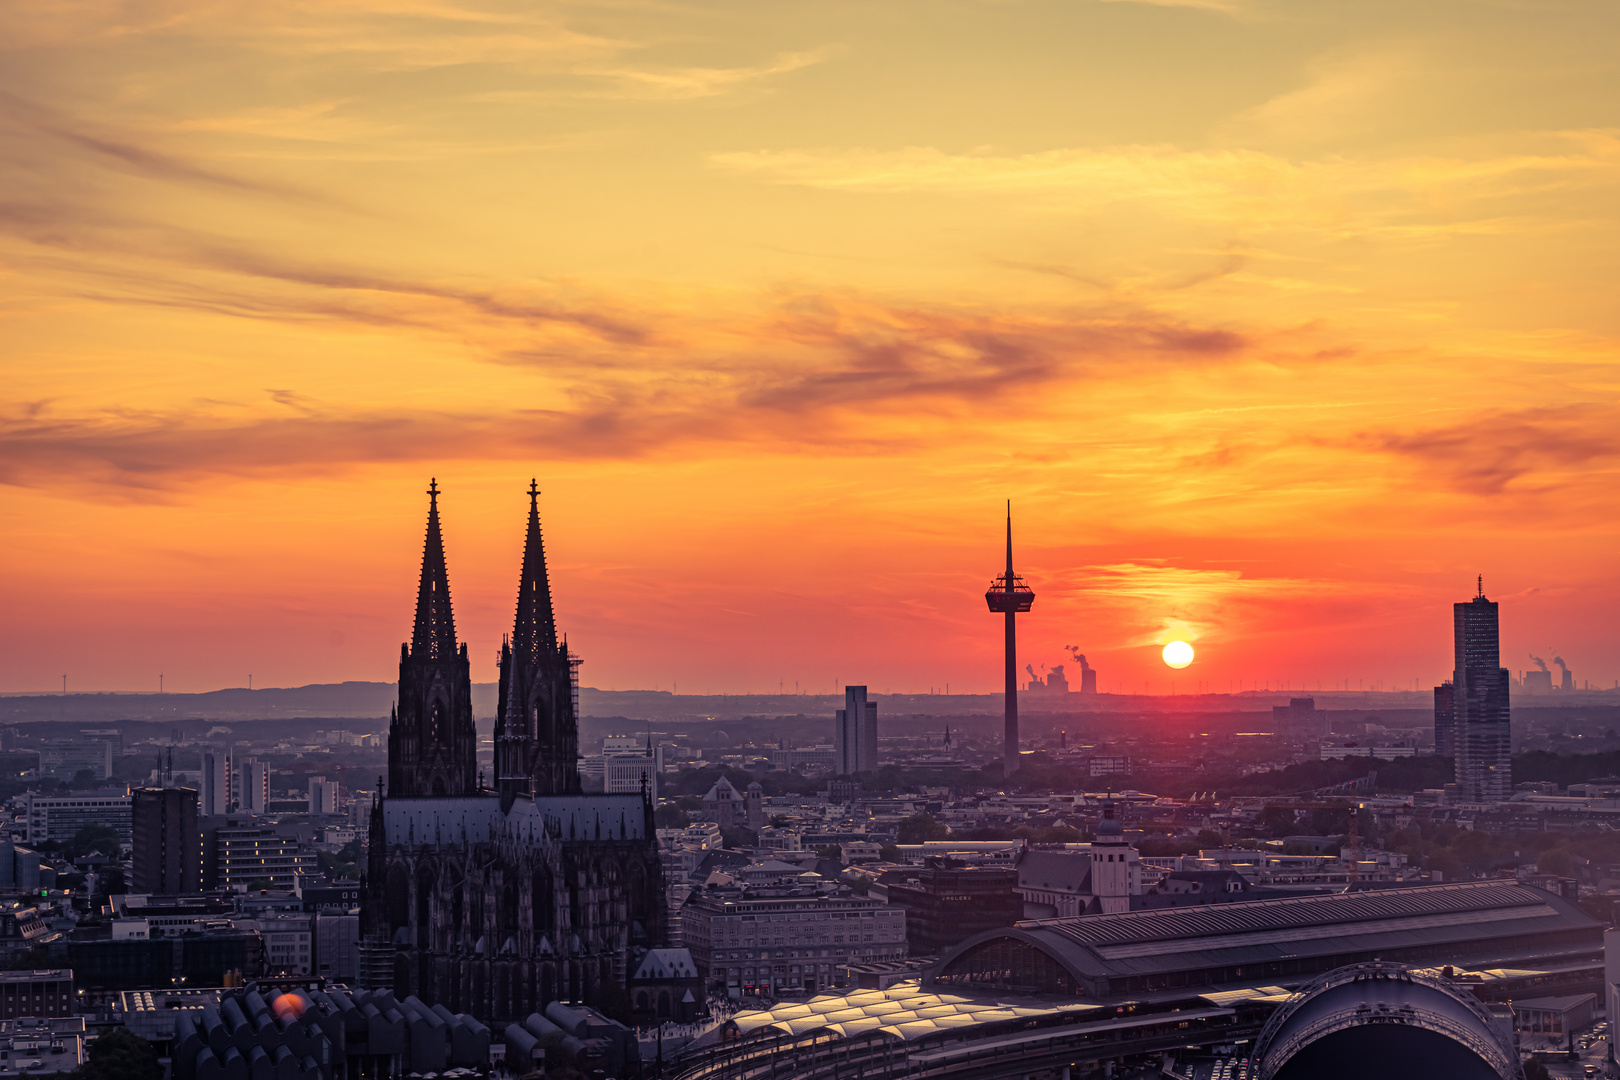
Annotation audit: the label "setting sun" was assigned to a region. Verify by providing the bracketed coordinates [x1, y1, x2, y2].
[1162, 641, 1194, 669]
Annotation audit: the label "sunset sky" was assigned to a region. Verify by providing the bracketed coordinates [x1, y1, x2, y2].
[3, 0, 1619, 697]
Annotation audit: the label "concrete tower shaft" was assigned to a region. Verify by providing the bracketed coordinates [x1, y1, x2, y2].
[985, 505, 1034, 776]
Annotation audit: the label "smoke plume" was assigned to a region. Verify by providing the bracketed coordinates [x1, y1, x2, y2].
[1065, 645, 1092, 671]
[1553, 656, 1569, 674]
[1529, 654, 1549, 672]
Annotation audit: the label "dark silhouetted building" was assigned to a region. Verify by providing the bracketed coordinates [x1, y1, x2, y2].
[833, 686, 878, 775]
[0, 969, 73, 1019]
[1272, 698, 1323, 742]
[131, 787, 200, 895]
[361, 480, 665, 1025]
[885, 863, 1021, 955]
[1453, 582, 1511, 803]
[1433, 681, 1455, 757]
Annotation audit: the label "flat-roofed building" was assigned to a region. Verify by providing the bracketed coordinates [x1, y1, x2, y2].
[0, 970, 73, 1019]
[23, 789, 131, 846]
[131, 787, 201, 895]
[201, 819, 317, 891]
[0, 1016, 86, 1076]
[681, 885, 906, 998]
[885, 864, 1021, 954]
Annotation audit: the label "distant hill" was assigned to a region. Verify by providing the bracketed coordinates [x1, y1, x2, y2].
[6, 679, 1591, 726]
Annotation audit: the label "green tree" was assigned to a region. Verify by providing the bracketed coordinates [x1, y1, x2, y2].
[816, 845, 843, 860]
[654, 803, 691, 829]
[72, 1027, 162, 1080]
[1538, 847, 1575, 876]
[720, 826, 758, 849]
[896, 814, 949, 845]
[64, 823, 120, 861]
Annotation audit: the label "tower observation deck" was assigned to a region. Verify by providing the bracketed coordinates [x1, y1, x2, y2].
[986, 505, 1035, 775]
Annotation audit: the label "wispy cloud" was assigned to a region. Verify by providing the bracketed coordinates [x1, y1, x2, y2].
[578, 49, 830, 101]
[0, 290, 1258, 493]
[1357, 404, 1620, 495]
[709, 135, 1620, 238]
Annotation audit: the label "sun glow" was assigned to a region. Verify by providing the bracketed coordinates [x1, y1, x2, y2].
[1162, 641, 1194, 669]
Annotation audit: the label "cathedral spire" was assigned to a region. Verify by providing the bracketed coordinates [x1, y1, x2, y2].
[411, 478, 457, 661]
[512, 479, 558, 661]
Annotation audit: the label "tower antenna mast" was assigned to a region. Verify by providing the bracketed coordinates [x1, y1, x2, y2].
[985, 502, 1035, 776]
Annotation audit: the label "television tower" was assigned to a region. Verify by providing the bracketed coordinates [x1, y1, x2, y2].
[985, 503, 1035, 775]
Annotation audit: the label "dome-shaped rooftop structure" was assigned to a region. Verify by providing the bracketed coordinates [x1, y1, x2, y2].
[1093, 799, 1124, 838]
[1250, 962, 1521, 1080]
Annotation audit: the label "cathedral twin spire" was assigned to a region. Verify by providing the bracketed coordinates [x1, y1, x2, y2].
[411, 479, 459, 661]
[511, 480, 559, 664]
[389, 478, 579, 803]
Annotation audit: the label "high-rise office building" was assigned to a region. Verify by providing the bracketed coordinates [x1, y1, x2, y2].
[201, 750, 230, 816]
[131, 786, 201, 894]
[1453, 581, 1512, 803]
[1433, 681, 1455, 757]
[602, 737, 661, 799]
[833, 685, 878, 775]
[239, 758, 270, 814]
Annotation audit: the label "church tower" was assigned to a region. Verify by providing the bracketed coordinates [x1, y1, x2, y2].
[388, 479, 478, 797]
[496, 481, 581, 807]
[1090, 799, 1139, 915]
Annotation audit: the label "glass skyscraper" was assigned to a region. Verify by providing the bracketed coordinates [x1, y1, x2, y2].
[1453, 584, 1512, 802]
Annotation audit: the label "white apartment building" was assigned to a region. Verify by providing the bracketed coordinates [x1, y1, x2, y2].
[200, 751, 230, 816]
[308, 776, 342, 815]
[238, 760, 270, 814]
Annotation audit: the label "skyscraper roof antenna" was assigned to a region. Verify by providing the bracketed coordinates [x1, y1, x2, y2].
[1477, 574, 1483, 598]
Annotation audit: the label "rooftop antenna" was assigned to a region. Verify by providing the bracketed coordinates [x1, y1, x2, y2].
[1476, 574, 1483, 599]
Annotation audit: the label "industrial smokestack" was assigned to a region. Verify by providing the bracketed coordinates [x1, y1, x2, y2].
[1529, 654, 1549, 672]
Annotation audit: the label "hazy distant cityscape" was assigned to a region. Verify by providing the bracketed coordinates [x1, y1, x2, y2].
[0, 491, 1613, 1080]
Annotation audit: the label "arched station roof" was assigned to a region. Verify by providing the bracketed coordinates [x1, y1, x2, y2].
[930, 880, 1598, 993]
[1250, 962, 1521, 1080]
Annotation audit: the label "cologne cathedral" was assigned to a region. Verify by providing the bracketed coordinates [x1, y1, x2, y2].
[361, 481, 666, 1024]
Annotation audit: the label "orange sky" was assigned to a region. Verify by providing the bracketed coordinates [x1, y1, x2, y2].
[3, 0, 1619, 696]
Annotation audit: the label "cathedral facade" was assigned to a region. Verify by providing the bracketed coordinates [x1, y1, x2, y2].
[362, 481, 666, 1024]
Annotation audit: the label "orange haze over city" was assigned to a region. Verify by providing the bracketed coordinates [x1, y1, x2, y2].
[3, 0, 1619, 697]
